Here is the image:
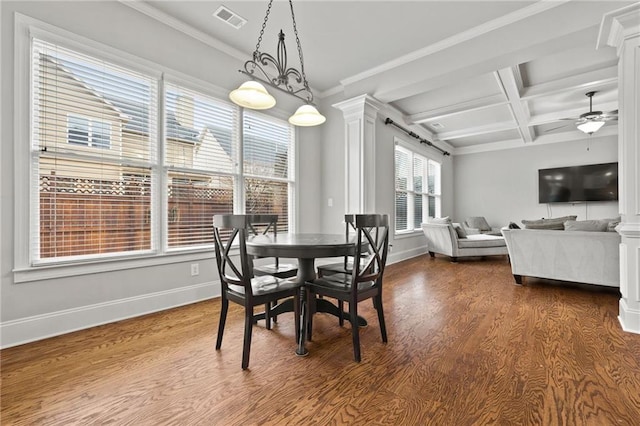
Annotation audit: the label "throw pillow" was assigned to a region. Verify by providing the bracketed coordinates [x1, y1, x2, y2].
[427, 216, 452, 225]
[465, 216, 491, 231]
[564, 220, 608, 232]
[452, 223, 467, 239]
[599, 217, 621, 232]
[521, 215, 577, 230]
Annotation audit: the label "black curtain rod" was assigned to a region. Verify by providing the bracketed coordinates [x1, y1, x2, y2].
[384, 118, 450, 156]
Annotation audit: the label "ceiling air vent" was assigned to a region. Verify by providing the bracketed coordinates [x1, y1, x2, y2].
[431, 122, 445, 129]
[214, 5, 247, 30]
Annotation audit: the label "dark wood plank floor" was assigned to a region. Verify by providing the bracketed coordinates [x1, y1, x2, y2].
[2, 254, 640, 425]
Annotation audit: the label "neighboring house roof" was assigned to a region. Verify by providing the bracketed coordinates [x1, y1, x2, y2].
[40, 54, 126, 120]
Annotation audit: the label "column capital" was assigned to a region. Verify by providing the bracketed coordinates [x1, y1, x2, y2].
[616, 222, 640, 239]
[597, 3, 640, 54]
[332, 94, 383, 120]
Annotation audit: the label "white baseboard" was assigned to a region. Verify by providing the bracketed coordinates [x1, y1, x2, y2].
[619, 298, 640, 334]
[387, 246, 428, 265]
[0, 281, 219, 349]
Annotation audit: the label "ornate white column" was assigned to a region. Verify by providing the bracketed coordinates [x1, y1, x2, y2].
[598, 4, 640, 333]
[333, 95, 383, 214]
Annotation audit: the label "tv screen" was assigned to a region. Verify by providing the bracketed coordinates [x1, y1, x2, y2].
[538, 162, 618, 203]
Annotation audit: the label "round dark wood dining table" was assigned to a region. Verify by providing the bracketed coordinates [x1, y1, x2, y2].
[246, 233, 363, 356]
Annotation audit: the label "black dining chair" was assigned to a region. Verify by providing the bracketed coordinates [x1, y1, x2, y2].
[316, 214, 356, 278]
[316, 214, 361, 326]
[213, 214, 300, 370]
[247, 214, 298, 279]
[246, 214, 298, 327]
[306, 214, 389, 362]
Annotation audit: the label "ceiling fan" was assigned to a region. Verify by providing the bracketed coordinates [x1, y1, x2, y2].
[545, 91, 618, 135]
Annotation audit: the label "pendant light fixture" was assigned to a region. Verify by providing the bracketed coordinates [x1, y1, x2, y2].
[229, 0, 326, 126]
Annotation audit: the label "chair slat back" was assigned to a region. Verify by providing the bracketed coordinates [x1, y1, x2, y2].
[246, 214, 281, 268]
[213, 214, 254, 296]
[342, 214, 356, 269]
[352, 214, 389, 291]
[246, 214, 279, 236]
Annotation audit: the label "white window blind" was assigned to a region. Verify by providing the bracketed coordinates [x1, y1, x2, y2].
[32, 38, 157, 263]
[164, 83, 238, 248]
[243, 111, 293, 232]
[25, 31, 296, 270]
[395, 144, 441, 233]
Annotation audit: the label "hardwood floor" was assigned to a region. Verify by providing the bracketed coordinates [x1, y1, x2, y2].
[2, 254, 640, 425]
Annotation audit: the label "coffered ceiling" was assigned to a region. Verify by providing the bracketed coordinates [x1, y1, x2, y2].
[128, 0, 633, 154]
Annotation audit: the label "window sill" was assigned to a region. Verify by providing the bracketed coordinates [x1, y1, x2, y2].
[13, 249, 215, 283]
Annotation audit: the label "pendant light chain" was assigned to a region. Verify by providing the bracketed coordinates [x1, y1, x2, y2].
[288, 0, 311, 94]
[253, 0, 274, 57]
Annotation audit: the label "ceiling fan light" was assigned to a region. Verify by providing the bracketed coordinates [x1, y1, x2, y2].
[288, 104, 326, 127]
[577, 120, 605, 135]
[229, 80, 276, 110]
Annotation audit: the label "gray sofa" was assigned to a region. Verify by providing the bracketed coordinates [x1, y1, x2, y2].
[501, 228, 620, 287]
[421, 222, 508, 262]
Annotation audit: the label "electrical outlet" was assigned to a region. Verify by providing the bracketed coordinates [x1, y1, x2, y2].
[190, 263, 199, 276]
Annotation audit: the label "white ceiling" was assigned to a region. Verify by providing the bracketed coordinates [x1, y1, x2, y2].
[132, 0, 633, 154]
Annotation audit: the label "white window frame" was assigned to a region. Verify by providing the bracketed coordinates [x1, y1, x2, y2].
[13, 14, 297, 282]
[394, 138, 441, 235]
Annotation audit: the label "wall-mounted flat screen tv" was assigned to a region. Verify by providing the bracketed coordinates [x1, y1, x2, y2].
[538, 162, 618, 203]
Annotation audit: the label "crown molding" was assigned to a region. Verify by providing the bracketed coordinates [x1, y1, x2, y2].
[338, 0, 570, 89]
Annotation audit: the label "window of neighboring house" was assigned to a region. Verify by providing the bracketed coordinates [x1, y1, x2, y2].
[395, 143, 441, 233]
[67, 114, 111, 148]
[27, 33, 295, 267]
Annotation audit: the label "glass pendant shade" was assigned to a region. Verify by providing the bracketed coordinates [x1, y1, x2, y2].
[288, 104, 326, 127]
[229, 81, 276, 110]
[577, 120, 605, 135]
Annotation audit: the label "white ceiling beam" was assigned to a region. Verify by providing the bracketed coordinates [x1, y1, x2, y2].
[496, 68, 534, 143]
[529, 101, 618, 126]
[437, 121, 517, 140]
[520, 66, 617, 100]
[406, 94, 507, 124]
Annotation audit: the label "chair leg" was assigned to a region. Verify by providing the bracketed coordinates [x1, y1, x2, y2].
[306, 290, 314, 341]
[242, 308, 253, 370]
[375, 295, 388, 343]
[349, 301, 361, 362]
[216, 297, 228, 350]
[293, 292, 301, 339]
[338, 300, 344, 326]
[265, 302, 271, 330]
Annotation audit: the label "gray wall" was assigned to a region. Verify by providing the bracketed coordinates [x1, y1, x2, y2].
[0, 1, 321, 346]
[453, 135, 619, 228]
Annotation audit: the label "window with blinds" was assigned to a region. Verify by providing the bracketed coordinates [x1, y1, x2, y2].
[28, 36, 295, 265]
[394, 144, 441, 233]
[243, 111, 293, 233]
[32, 38, 157, 262]
[164, 83, 238, 248]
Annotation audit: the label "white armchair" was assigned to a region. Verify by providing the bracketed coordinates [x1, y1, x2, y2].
[421, 222, 508, 262]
